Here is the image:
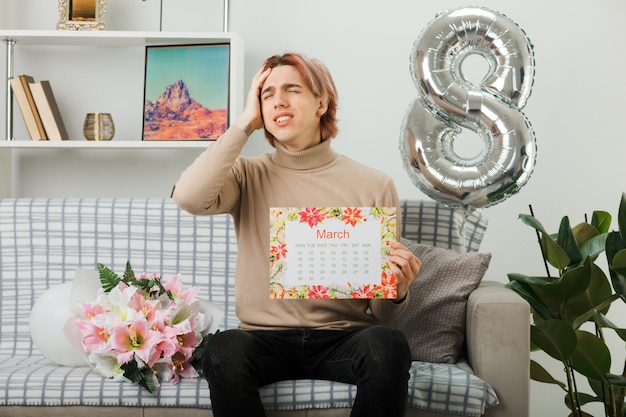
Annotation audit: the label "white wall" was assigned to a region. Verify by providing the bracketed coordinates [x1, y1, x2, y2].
[2, 1, 626, 416]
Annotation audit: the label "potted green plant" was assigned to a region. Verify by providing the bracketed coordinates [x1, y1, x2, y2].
[506, 193, 626, 417]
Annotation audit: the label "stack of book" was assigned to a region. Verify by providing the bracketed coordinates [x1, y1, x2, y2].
[10, 74, 69, 141]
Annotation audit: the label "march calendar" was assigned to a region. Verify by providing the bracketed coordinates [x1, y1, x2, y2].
[269, 207, 398, 299]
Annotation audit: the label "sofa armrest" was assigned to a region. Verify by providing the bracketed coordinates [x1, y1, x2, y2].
[466, 280, 530, 417]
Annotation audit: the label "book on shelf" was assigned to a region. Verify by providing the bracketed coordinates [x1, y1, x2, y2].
[29, 80, 69, 141]
[9, 75, 47, 140]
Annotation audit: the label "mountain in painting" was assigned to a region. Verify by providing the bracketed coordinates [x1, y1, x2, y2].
[143, 79, 226, 140]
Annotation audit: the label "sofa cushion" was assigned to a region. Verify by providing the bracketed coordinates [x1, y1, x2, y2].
[390, 239, 492, 363]
[399, 200, 488, 252]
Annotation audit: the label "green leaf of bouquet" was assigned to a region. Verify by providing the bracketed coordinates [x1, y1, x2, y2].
[134, 277, 152, 292]
[123, 261, 135, 284]
[152, 276, 171, 299]
[191, 331, 219, 378]
[570, 330, 611, 381]
[531, 319, 577, 362]
[97, 263, 122, 293]
[121, 361, 156, 393]
[530, 359, 565, 388]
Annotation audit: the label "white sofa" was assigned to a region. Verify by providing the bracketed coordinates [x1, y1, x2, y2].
[0, 198, 529, 417]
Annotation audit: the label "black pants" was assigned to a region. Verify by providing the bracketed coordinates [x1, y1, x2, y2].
[203, 325, 411, 417]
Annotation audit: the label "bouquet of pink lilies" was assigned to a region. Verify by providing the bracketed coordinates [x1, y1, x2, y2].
[75, 262, 218, 393]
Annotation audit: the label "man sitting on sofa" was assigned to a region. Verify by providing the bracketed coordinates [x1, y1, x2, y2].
[172, 52, 422, 417]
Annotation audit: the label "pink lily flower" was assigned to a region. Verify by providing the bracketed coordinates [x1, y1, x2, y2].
[109, 316, 162, 366]
[164, 275, 199, 304]
[168, 351, 200, 383]
[76, 319, 109, 352]
[175, 331, 198, 361]
[78, 301, 107, 320]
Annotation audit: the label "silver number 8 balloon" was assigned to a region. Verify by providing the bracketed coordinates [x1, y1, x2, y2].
[400, 6, 537, 211]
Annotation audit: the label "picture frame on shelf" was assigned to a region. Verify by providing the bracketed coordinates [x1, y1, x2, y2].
[142, 43, 231, 141]
[57, 0, 107, 31]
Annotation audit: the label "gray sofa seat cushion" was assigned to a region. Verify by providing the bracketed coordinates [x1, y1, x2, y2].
[0, 352, 496, 415]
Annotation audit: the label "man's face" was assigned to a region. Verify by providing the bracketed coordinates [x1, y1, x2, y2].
[260, 65, 325, 152]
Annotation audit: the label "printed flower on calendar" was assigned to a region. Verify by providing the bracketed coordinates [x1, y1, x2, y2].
[380, 269, 398, 299]
[341, 207, 366, 227]
[298, 207, 329, 227]
[269, 207, 398, 300]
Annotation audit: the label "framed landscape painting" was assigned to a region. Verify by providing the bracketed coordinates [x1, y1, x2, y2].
[142, 43, 230, 141]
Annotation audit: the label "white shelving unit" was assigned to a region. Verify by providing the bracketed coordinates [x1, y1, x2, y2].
[0, 30, 244, 197]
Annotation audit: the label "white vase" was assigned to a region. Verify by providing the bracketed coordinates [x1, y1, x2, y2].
[30, 282, 88, 367]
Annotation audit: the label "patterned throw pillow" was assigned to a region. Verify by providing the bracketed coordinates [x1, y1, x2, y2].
[389, 238, 492, 363]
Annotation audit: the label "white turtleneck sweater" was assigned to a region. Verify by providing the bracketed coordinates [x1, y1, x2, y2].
[173, 126, 407, 330]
